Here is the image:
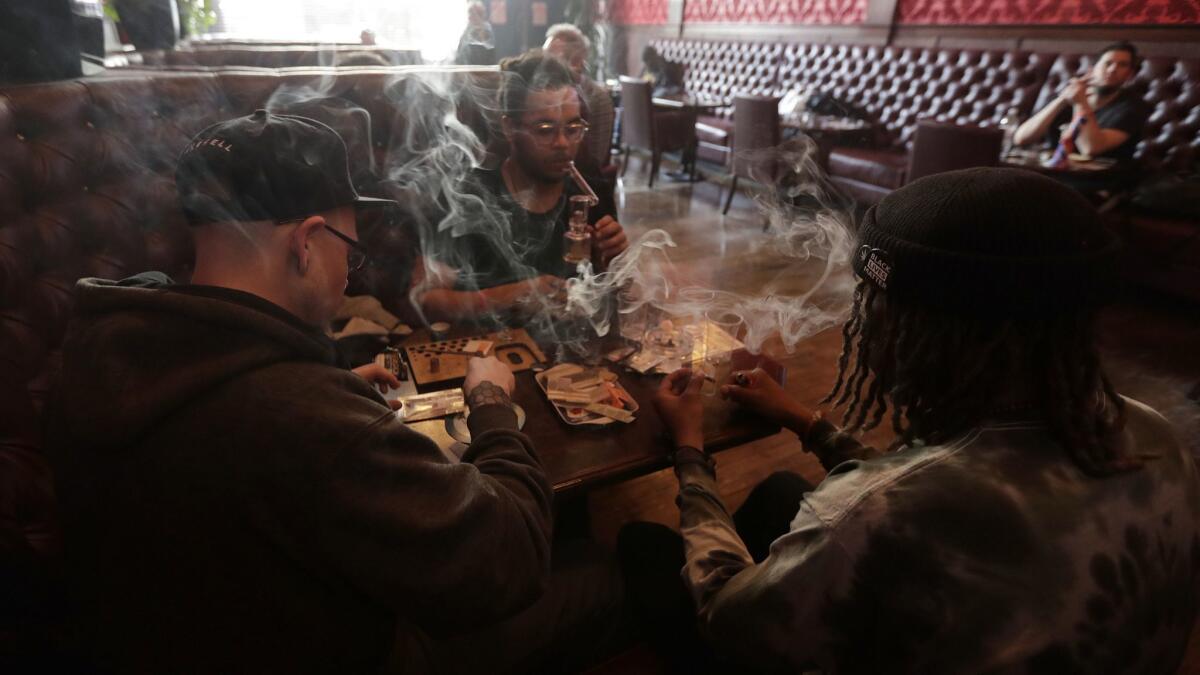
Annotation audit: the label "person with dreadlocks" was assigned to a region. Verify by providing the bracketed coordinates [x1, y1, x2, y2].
[619, 167, 1200, 674]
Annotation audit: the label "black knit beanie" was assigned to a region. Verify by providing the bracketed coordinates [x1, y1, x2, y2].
[853, 167, 1121, 318]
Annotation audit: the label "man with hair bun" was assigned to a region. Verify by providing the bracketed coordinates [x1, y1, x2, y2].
[624, 167, 1199, 674]
[416, 51, 628, 323]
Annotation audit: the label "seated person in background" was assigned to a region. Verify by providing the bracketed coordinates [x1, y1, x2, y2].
[623, 168, 1200, 674]
[544, 23, 615, 171]
[415, 51, 629, 323]
[1014, 41, 1148, 194]
[640, 45, 685, 97]
[44, 111, 624, 674]
[456, 1, 496, 66]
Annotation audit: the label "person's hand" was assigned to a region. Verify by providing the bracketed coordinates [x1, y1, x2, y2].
[653, 368, 705, 449]
[510, 275, 566, 314]
[463, 355, 515, 399]
[592, 216, 629, 265]
[721, 368, 812, 434]
[1059, 76, 1091, 106]
[352, 363, 404, 410]
[532, 274, 566, 299]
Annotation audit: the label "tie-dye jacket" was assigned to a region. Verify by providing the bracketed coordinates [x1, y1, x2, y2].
[678, 397, 1199, 674]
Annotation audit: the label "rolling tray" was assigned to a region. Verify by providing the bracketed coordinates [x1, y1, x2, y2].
[404, 328, 548, 387]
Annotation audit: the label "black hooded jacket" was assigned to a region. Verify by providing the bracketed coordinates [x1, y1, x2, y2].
[44, 273, 553, 674]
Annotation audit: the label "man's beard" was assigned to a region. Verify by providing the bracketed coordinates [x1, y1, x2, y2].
[514, 147, 568, 186]
[1094, 84, 1118, 97]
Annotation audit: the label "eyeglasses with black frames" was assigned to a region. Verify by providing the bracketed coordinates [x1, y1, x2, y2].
[277, 218, 367, 271]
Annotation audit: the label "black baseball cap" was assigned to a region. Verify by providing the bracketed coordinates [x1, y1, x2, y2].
[176, 109, 395, 226]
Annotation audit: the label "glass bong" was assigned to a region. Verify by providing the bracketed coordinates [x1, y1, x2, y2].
[562, 161, 600, 265]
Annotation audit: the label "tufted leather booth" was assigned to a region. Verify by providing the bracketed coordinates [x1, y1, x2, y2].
[647, 39, 1052, 173]
[780, 44, 1053, 202]
[0, 67, 499, 639]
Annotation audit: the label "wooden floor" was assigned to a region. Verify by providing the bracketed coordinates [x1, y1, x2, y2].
[584, 156, 1200, 674]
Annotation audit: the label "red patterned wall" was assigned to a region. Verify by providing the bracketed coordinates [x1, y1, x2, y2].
[898, 0, 1200, 25]
[684, 0, 867, 23]
[607, 0, 669, 25]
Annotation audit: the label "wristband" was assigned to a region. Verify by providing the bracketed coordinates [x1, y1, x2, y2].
[669, 445, 715, 474]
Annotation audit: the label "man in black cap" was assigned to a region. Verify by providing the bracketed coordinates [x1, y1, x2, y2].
[622, 168, 1199, 674]
[44, 111, 623, 673]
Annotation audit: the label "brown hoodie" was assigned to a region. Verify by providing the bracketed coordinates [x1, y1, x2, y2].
[45, 273, 553, 674]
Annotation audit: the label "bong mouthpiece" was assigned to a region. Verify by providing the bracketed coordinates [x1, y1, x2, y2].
[567, 161, 600, 206]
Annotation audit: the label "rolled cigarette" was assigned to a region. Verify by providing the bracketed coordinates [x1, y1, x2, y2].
[585, 402, 635, 423]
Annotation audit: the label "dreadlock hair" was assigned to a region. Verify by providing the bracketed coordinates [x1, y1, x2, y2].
[823, 278, 1133, 476]
[833, 168, 1135, 476]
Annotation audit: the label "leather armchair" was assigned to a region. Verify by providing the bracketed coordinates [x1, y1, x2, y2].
[906, 121, 1003, 183]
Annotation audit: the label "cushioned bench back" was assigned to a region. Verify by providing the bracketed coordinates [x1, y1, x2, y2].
[645, 38, 1053, 151]
[777, 44, 1052, 149]
[648, 39, 783, 119]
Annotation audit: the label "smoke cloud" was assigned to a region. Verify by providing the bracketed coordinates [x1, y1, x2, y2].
[280, 67, 859, 359]
[562, 135, 856, 355]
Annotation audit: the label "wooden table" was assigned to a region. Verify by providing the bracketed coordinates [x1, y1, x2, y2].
[403, 336, 783, 495]
[1001, 148, 1119, 176]
[781, 113, 876, 168]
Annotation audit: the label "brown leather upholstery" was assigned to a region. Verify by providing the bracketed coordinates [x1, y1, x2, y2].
[0, 67, 497, 581]
[905, 121, 1004, 183]
[778, 45, 1052, 149]
[723, 95, 781, 214]
[646, 38, 1052, 171]
[826, 147, 908, 203]
[137, 46, 423, 68]
[618, 76, 691, 187]
[695, 117, 733, 166]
